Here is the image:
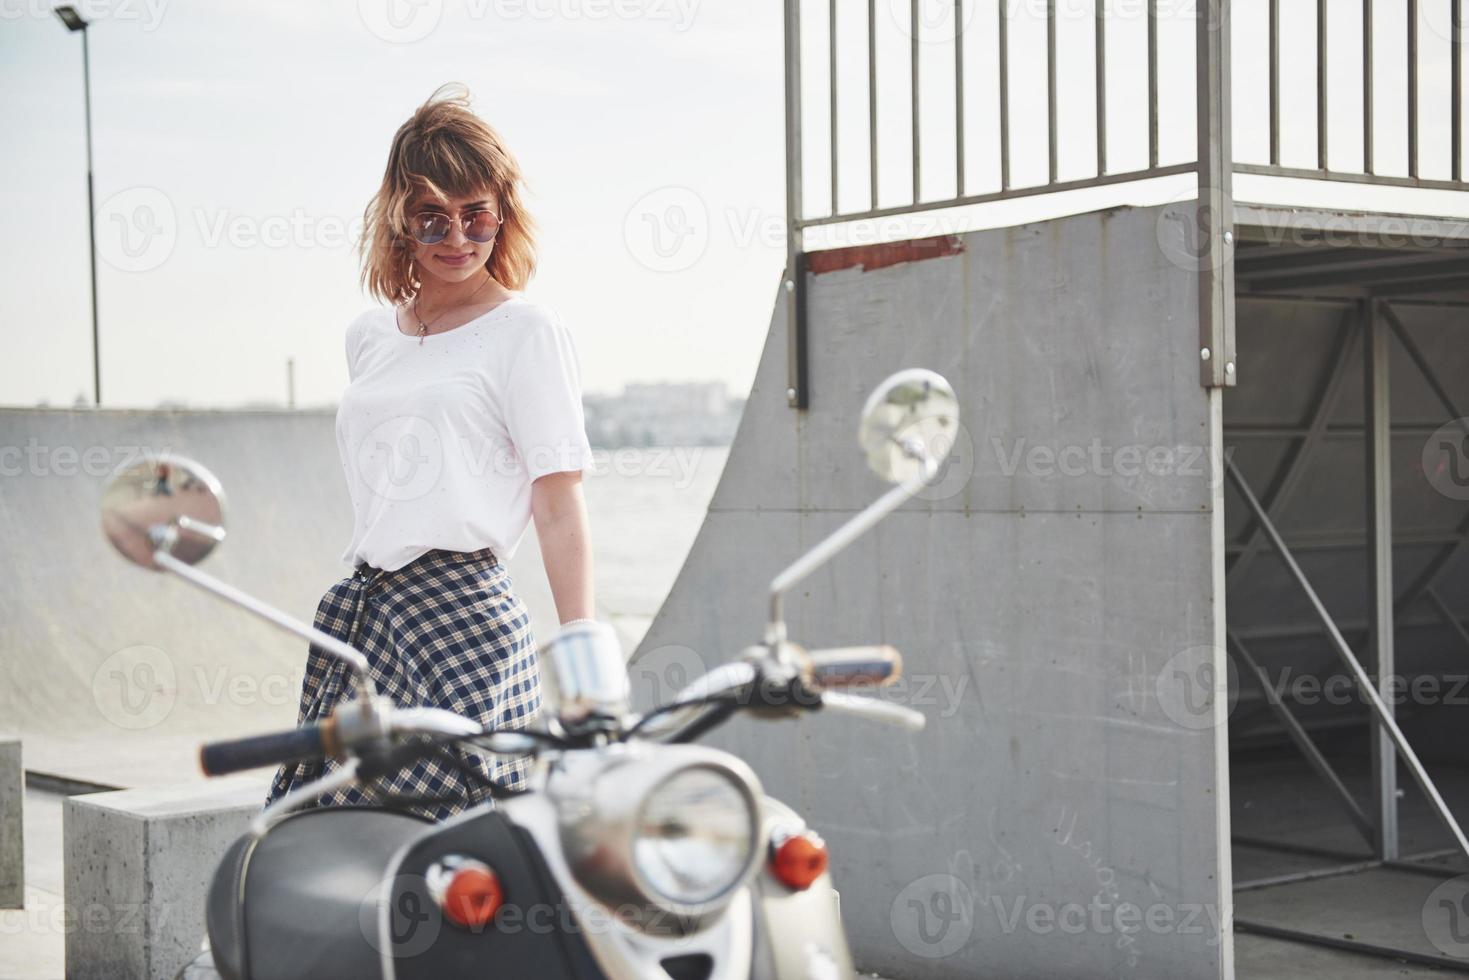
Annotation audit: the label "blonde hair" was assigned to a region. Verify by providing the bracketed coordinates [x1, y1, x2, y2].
[360, 83, 538, 304]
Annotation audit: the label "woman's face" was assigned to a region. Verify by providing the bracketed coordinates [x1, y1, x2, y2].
[406, 189, 502, 286]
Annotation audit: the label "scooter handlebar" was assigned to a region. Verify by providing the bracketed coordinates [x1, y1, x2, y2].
[806, 645, 903, 689]
[819, 691, 926, 731]
[200, 724, 328, 776]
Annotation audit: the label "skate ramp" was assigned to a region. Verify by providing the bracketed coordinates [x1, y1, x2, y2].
[0, 408, 630, 789]
[631, 203, 1232, 979]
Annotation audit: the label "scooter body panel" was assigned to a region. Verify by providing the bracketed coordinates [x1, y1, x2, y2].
[379, 805, 605, 979]
[204, 806, 433, 980]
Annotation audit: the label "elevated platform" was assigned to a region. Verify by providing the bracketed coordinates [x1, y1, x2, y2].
[633, 196, 1469, 977]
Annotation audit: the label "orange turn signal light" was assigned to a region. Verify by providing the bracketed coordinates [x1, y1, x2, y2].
[441, 865, 504, 929]
[771, 831, 828, 890]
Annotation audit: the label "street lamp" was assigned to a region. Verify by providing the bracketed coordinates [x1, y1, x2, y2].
[54, 5, 101, 406]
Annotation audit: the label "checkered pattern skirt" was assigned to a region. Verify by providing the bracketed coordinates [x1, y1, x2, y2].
[264, 547, 542, 822]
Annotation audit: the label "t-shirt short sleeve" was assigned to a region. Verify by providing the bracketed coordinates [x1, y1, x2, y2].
[503, 310, 595, 482]
[344, 312, 370, 382]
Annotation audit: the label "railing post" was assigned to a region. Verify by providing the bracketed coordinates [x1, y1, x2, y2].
[1196, 0, 1237, 388]
[783, 0, 809, 410]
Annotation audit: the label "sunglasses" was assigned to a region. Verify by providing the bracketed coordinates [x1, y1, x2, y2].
[408, 209, 501, 245]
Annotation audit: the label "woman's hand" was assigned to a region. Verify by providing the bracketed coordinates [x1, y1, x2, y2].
[530, 470, 595, 625]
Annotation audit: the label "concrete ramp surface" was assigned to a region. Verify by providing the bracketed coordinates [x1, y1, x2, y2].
[0, 409, 711, 790]
[0, 410, 350, 789]
[631, 203, 1232, 979]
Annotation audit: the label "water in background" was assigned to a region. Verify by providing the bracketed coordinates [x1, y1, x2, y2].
[510, 446, 729, 654]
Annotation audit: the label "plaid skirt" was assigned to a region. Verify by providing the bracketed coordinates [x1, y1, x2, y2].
[264, 546, 542, 822]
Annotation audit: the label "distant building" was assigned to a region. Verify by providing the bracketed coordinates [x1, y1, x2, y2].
[584, 381, 744, 448]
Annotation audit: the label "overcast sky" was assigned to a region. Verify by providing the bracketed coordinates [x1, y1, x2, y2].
[2, 0, 1464, 408]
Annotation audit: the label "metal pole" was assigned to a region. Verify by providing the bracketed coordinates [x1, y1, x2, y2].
[1269, 0, 1280, 166]
[1196, 0, 1236, 387]
[1148, 0, 1158, 169]
[998, 0, 1010, 190]
[954, 0, 965, 196]
[1047, 0, 1058, 184]
[829, 0, 838, 216]
[1407, 0, 1418, 179]
[868, 0, 878, 207]
[1225, 459, 1469, 863]
[911, 0, 920, 203]
[1096, 0, 1106, 177]
[82, 25, 100, 406]
[1317, 0, 1327, 170]
[1363, 0, 1374, 174]
[1454, 0, 1463, 182]
[1363, 298, 1398, 859]
[783, 0, 809, 410]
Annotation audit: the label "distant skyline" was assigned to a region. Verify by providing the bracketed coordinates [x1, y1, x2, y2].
[3, 1, 1465, 409]
[24, 375, 740, 410]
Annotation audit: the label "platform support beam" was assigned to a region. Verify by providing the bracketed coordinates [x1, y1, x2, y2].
[1196, 0, 1236, 388]
[1363, 299, 1399, 859]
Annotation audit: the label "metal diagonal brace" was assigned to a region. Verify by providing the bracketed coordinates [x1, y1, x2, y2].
[1426, 588, 1469, 658]
[1228, 308, 1358, 583]
[1226, 631, 1375, 844]
[1225, 457, 1469, 862]
[1382, 305, 1469, 612]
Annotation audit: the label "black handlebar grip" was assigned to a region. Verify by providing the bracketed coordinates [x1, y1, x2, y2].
[807, 645, 904, 689]
[200, 724, 327, 777]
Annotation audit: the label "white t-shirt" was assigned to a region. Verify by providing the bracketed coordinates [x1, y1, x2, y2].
[334, 294, 594, 572]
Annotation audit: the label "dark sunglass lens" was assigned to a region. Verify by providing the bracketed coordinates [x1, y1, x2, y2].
[411, 213, 449, 244]
[465, 211, 500, 243]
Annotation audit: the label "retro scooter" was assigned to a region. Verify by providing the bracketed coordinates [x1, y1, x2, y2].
[97, 369, 960, 980]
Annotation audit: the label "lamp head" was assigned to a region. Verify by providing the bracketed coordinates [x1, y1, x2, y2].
[54, 5, 88, 31]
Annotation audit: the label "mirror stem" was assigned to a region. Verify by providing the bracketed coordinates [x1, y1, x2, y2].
[763, 453, 937, 645]
[152, 550, 375, 695]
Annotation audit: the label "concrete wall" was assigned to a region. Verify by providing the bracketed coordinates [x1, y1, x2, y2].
[0, 738, 20, 908]
[0, 410, 348, 789]
[631, 204, 1232, 978]
[0, 408, 616, 789]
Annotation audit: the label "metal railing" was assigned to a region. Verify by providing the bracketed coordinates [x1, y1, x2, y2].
[781, 0, 1469, 406]
[1237, 0, 1464, 189]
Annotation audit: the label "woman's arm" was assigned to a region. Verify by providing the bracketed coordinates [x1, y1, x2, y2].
[531, 470, 595, 624]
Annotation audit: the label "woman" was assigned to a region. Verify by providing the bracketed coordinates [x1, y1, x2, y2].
[266, 84, 595, 821]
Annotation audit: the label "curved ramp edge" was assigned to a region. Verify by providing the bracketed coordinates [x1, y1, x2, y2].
[632, 203, 1231, 980]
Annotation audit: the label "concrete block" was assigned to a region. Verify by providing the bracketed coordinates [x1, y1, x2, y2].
[63, 776, 266, 980]
[0, 738, 20, 909]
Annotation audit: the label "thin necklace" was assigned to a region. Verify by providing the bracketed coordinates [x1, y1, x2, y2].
[410, 273, 494, 346]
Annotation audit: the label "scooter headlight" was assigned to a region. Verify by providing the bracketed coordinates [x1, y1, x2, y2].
[633, 766, 757, 907]
[559, 747, 763, 927]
